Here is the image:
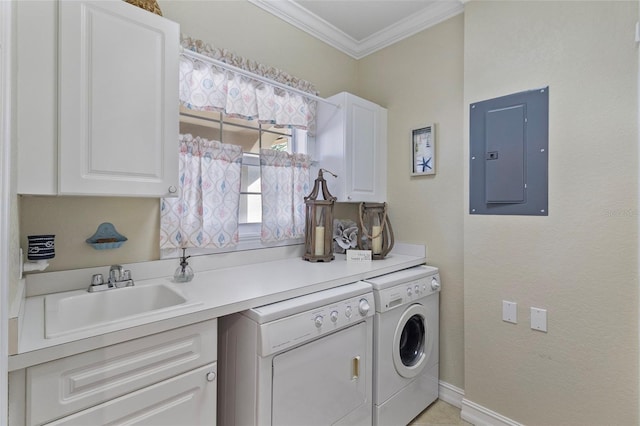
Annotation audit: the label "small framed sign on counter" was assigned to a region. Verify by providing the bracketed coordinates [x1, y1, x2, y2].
[412, 125, 435, 176]
[346, 249, 372, 263]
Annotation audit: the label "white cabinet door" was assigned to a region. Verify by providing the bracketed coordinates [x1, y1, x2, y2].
[315, 92, 387, 202]
[27, 319, 217, 426]
[58, 0, 179, 197]
[46, 362, 217, 426]
[16, 0, 58, 195]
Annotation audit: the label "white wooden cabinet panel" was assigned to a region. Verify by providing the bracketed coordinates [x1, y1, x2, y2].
[17, 0, 179, 197]
[315, 92, 387, 203]
[46, 362, 217, 426]
[26, 319, 217, 426]
[58, 0, 179, 197]
[16, 0, 58, 195]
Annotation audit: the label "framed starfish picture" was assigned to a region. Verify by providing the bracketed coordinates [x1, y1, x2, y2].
[411, 125, 435, 176]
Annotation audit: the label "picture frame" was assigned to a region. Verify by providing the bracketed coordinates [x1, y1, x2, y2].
[411, 125, 435, 176]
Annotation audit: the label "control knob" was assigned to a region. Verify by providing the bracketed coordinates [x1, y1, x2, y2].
[345, 306, 353, 318]
[431, 277, 441, 291]
[407, 287, 413, 297]
[314, 315, 323, 328]
[414, 285, 420, 295]
[330, 310, 339, 323]
[358, 299, 370, 316]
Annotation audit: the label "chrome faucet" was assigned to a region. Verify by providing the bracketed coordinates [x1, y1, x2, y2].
[88, 265, 134, 292]
[108, 264, 124, 284]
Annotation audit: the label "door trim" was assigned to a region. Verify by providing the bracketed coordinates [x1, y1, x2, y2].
[0, 0, 13, 422]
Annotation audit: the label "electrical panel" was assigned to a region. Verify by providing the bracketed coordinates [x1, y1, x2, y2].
[469, 87, 549, 215]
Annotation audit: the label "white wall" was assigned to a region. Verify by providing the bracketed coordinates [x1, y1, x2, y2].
[463, 1, 638, 424]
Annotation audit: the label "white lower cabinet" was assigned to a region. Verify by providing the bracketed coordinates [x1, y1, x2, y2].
[46, 363, 217, 426]
[21, 319, 217, 426]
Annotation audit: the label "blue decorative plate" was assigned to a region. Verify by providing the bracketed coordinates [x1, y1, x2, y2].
[86, 222, 128, 250]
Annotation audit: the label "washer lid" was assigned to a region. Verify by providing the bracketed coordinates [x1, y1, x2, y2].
[365, 265, 438, 291]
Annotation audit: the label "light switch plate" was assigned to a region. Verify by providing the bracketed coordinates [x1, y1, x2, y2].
[502, 300, 517, 324]
[530, 307, 547, 332]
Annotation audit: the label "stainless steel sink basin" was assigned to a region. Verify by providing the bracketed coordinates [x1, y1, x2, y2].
[44, 283, 190, 339]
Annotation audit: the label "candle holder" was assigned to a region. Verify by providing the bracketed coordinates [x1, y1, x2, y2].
[357, 202, 394, 259]
[303, 169, 337, 262]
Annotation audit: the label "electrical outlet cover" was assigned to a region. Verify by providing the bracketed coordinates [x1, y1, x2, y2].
[502, 300, 517, 324]
[531, 307, 547, 332]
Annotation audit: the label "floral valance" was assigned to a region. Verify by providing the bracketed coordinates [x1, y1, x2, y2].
[180, 35, 318, 132]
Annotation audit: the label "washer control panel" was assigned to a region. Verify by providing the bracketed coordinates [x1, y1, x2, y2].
[258, 291, 374, 357]
[375, 273, 440, 314]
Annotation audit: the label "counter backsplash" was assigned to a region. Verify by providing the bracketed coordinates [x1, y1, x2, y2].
[23, 244, 306, 298]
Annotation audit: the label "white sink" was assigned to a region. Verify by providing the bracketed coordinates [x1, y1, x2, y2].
[44, 284, 191, 339]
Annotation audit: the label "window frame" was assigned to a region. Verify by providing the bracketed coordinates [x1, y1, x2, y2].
[161, 115, 312, 259]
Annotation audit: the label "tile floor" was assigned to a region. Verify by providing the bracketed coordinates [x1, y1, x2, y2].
[408, 400, 473, 426]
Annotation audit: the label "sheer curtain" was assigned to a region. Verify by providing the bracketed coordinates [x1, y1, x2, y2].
[161, 134, 243, 249]
[260, 149, 311, 242]
[171, 35, 318, 249]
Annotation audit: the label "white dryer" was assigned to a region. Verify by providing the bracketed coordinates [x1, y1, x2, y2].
[217, 281, 375, 426]
[365, 265, 441, 426]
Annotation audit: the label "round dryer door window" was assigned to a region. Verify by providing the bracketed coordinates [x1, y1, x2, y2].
[392, 303, 432, 378]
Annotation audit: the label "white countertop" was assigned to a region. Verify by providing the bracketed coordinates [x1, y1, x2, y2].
[9, 245, 425, 371]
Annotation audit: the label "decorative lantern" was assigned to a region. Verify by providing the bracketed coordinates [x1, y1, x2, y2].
[303, 169, 337, 262]
[357, 202, 394, 259]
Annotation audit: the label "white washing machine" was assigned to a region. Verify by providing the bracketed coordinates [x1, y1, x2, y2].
[217, 281, 375, 426]
[365, 265, 441, 426]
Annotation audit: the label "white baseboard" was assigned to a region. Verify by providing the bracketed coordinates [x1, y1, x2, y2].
[437, 382, 522, 426]
[438, 380, 464, 408]
[461, 398, 523, 426]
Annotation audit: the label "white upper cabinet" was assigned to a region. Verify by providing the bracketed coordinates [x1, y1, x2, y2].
[16, 0, 58, 195]
[315, 92, 387, 203]
[17, 0, 179, 197]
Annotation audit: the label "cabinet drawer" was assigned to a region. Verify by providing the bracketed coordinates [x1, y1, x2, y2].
[27, 319, 217, 426]
[46, 362, 217, 426]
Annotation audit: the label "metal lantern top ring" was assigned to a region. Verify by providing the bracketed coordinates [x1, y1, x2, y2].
[303, 169, 337, 262]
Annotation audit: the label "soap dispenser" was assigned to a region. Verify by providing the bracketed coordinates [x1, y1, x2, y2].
[173, 248, 194, 283]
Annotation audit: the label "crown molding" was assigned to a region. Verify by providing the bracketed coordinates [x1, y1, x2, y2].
[248, 0, 464, 60]
[357, 1, 464, 59]
[248, 0, 362, 57]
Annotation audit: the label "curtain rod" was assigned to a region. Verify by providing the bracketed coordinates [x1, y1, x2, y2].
[179, 47, 340, 109]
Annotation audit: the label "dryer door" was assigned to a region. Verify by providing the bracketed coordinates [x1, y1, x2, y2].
[271, 322, 371, 426]
[392, 303, 432, 378]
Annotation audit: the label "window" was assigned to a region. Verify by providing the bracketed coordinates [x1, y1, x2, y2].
[169, 106, 310, 256]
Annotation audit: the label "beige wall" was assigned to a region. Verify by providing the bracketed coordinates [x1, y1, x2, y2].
[463, 1, 638, 424]
[20, 196, 161, 271]
[357, 14, 465, 389]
